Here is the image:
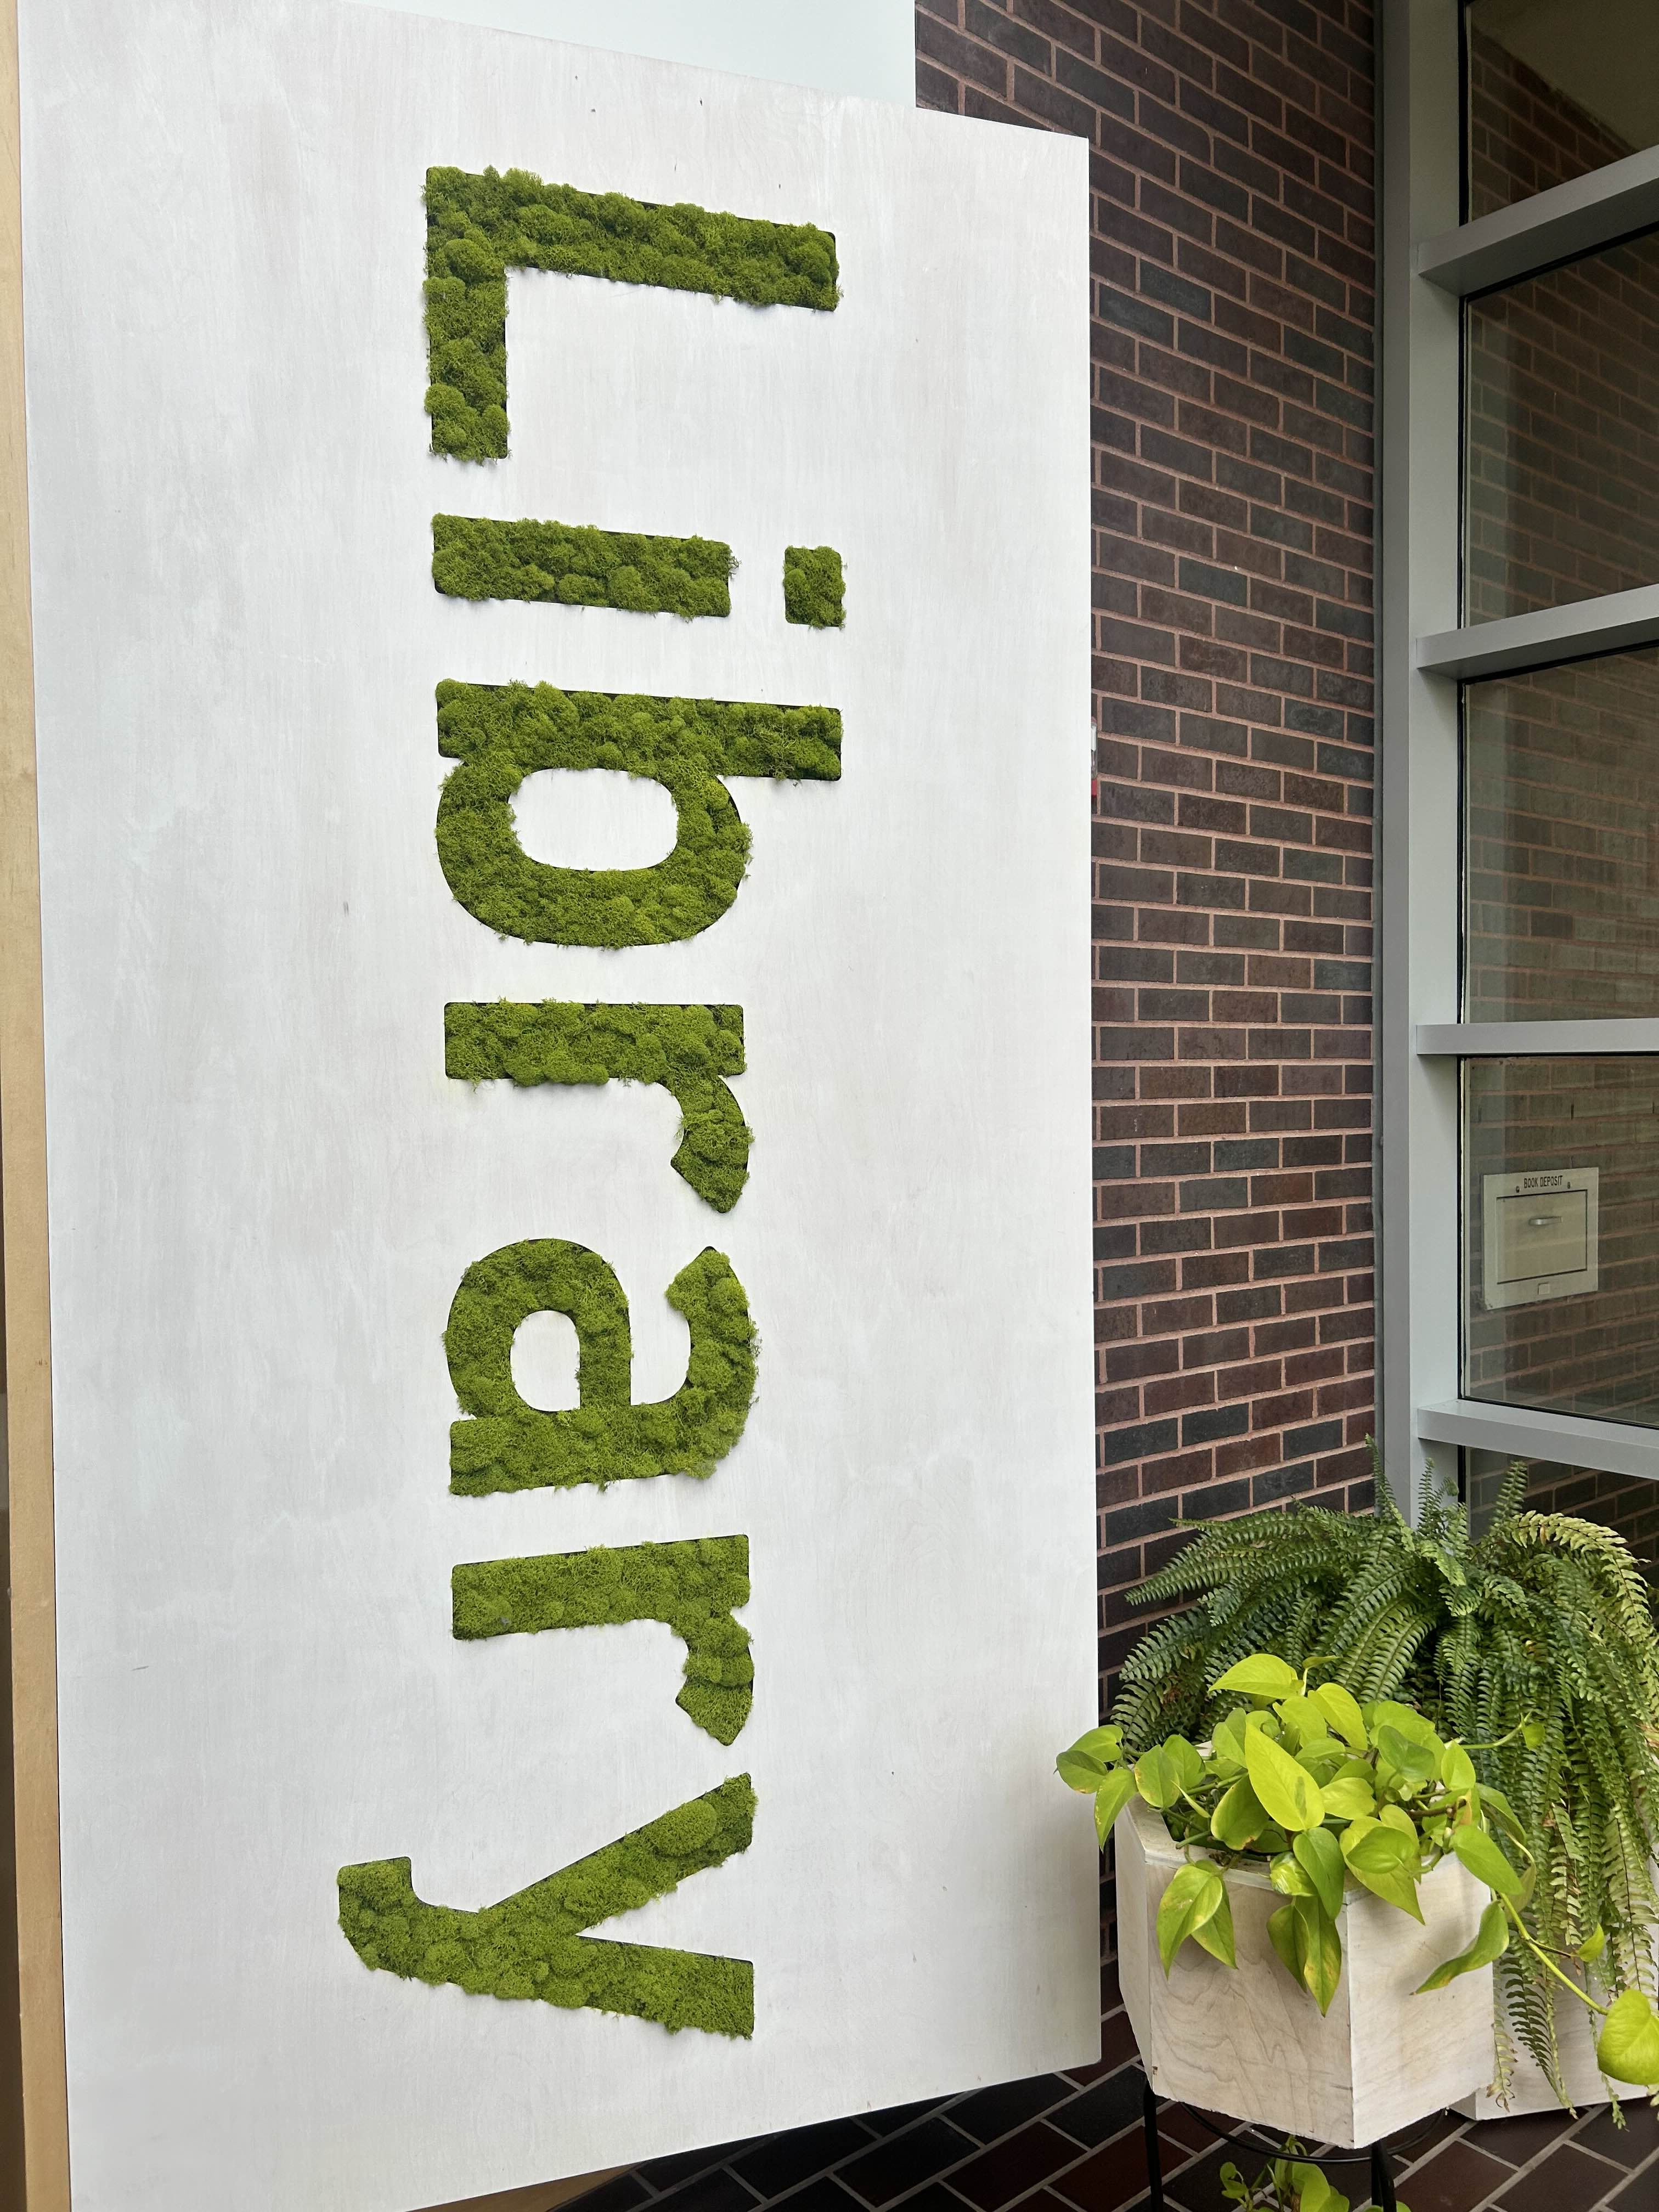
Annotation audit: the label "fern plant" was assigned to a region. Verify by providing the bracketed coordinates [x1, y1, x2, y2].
[1110, 1456, 1659, 2108]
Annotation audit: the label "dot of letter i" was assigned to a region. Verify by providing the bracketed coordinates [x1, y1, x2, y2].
[336, 165, 843, 2039]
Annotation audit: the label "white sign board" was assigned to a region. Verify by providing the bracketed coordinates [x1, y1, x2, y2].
[15, 3, 1096, 2207]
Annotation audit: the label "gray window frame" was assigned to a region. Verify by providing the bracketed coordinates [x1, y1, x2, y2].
[1379, 1, 1659, 1504]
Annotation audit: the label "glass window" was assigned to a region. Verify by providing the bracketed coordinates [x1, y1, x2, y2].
[1464, 229, 1659, 623]
[1464, 1444, 1659, 1577]
[1463, 1056, 1659, 1427]
[1463, 649, 1659, 1022]
[1465, 0, 1659, 218]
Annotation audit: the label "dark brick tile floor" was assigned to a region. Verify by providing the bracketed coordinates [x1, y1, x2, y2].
[563, 1991, 1659, 2212]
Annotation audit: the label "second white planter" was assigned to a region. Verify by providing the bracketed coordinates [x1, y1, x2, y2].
[1455, 1980, 1638, 2118]
[1116, 1798, 1496, 2146]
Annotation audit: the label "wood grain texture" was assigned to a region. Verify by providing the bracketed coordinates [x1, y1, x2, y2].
[0, 0, 69, 2201]
[1117, 1799, 1494, 2146]
[0, 1496, 27, 2204]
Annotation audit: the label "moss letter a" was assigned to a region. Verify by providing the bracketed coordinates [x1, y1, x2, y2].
[446, 1239, 756, 1495]
[435, 681, 841, 948]
[339, 1775, 755, 2036]
[455, 1537, 753, 1745]
[445, 1001, 751, 1213]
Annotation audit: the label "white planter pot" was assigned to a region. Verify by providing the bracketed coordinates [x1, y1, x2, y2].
[1116, 1797, 1496, 2147]
[1455, 1979, 1640, 2119]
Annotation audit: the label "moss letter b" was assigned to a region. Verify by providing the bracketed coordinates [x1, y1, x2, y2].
[436, 681, 841, 948]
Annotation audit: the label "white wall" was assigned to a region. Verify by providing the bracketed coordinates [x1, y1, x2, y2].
[358, 0, 919, 103]
[18, 4, 1096, 2208]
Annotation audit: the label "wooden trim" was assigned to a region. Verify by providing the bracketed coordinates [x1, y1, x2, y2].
[0, 1, 70, 2204]
[1, 1497, 28, 2203]
[420, 2168, 625, 2212]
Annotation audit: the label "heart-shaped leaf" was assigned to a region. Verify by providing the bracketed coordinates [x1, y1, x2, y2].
[1577, 1925, 1608, 1964]
[1213, 1654, 1301, 1702]
[1192, 1879, 1237, 1968]
[1057, 1748, 1108, 1792]
[1378, 1726, 1437, 1782]
[1370, 1701, 1438, 1749]
[1341, 1819, 1411, 1872]
[1094, 1765, 1139, 1848]
[1294, 1827, 1347, 1920]
[1163, 1734, 1205, 1793]
[1269, 1894, 1342, 2012]
[1292, 1893, 1343, 2014]
[1157, 1860, 1226, 1975]
[1289, 2163, 1344, 2212]
[1310, 1681, 1368, 1751]
[1058, 1726, 1123, 1790]
[1277, 1695, 1331, 1750]
[1321, 1775, 1376, 1823]
[1438, 1741, 1476, 1794]
[1341, 1818, 1423, 1920]
[1297, 1742, 1346, 1785]
[1415, 1897, 1508, 1992]
[1268, 1899, 1300, 1983]
[1598, 1989, 1659, 2085]
[1211, 1777, 1270, 1852]
[1212, 1712, 1249, 1771]
[1270, 1852, 1314, 1898]
[1073, 1725, 1124, 1764]
[1451, 1822, 1524, 1898]
[1135, 1746, 1183, 1810]
[1474, 1783, 1524, 1839]
[1246, 1722, 1327, 1833]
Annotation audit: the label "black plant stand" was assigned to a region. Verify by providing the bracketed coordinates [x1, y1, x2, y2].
[1139, 2069, 1444, 2212]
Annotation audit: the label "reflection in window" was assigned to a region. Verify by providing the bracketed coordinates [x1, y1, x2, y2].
[1465, 1444, 1659, 1578]
[1466, 0, 1659, 218]
[1463, 650, 1659, 1023]
[1464, 230, 1659, 624]
[1463, 1058, 1659, 1428]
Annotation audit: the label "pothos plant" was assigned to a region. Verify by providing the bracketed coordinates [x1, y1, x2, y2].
[1221, 2144, 1392, 2212]
[1058, 1650, 1659, 2089]
[1105, 1458, 1659, 2105]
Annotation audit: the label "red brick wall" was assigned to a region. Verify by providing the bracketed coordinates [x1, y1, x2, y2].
[919, 0, 1380, 1697]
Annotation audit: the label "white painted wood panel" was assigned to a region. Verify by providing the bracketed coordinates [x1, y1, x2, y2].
[15, 5, 1096, 2207]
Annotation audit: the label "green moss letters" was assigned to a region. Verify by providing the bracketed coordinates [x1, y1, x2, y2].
[783, 545, 845, 628]
[454, 1537, 753, 1745]
[433, 515, 735, 619]
[426, 165, 838, 461]
[445, 1001, 751, 1213]
[446, 1239, 756, 1495]
[338, 1775, 755, 2036]
[436, 680, 841, 947]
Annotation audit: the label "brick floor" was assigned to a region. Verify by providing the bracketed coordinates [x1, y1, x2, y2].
[552, 2002, 1658, 2212]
